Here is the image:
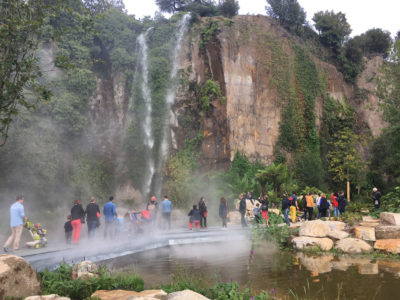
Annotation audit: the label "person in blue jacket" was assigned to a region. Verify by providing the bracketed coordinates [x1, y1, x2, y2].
[161, 195, 173, 230]
[103, 196, 117, 238]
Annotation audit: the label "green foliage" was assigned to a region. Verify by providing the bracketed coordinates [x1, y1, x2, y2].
[313, 10, 351, 55]
[266, 0, 306, 32]
[0, 0, 56, 146]
[252, 213, 293, 249]
[218, 0, 240, 18]
[199, 19, 219, 50]
[162, 269, 274, 299]
[357, 28, 392, 58]
[326, 127, 366, 188]
[39, 263, 144, 300]
[372, 39, 400, 187]
[167, 135, 203, 207]
[200, 79, 224, 111]
[255, 163, 290, 195]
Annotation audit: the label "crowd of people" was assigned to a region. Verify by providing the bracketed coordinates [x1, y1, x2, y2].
[2, 187, 382, 250]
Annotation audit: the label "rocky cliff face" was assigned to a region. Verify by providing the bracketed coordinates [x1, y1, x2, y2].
[172, 15, 385, 167]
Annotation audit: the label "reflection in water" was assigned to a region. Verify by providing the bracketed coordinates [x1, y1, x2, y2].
[102, 241, 400, 299]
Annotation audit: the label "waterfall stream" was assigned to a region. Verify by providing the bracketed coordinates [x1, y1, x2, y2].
[137, 28, 155, 200]
[156, 14, 191, 196]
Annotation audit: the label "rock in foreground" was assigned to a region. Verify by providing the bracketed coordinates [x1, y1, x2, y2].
[93, 289, 167, 300]
[292, 236, 333, 251]
[335, 238, 373, 254]
[0, 254, 42, 299]
[299, 220, 331, 237]
[375, 225, 400, 239]
[374, 239, 400, 254]
[354, 226, 376, 241]
[380, 212, 400, 226]
[25, 295, 70, 300]
[167, 289, 210, 300]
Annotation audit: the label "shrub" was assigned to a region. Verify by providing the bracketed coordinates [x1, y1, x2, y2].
[39, 263, 144, 300]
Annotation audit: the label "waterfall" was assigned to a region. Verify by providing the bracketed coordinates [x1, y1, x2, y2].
[137, 28, 155, 200]
[156, 14, 191, 196]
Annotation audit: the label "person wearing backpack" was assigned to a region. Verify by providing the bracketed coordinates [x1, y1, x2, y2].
[281, 194, 290, 226]
[305, 193, 314, 221]
[289, 192, 298, 223]
[260, 194, 269, 226]
[319, 194, 328, 218]
[338, 191, 347, 216]
[372, 187, 382, 209]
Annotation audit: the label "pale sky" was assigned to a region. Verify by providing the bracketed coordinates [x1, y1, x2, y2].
[124, 0, 400, 37]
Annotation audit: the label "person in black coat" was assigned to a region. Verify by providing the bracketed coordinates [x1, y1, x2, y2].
[219, 197, 229, 228]
[85, 197, 100, 238]
[70, 200, 85, 244]
[188, 205, 201, 231]
[373, 187, 382, 209]
[337, 191, 347, 216]
[239, 193, 247, 227]
[198, 197, 208, 228]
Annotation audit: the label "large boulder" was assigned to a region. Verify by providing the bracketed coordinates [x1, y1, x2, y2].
[324, 221, 345, 231]
[375, 226, 400, 239]
[167, 290, 210, 300]
[25, 295, 70, 300]
[380, 212, 400, 225]
[299, 220, 331, 237]
[335, 238, 373, 254]
[71, 260, 98, 280]
[374, 239, 400, 254]
[0, 254, 42, 299]
[327, 230, 349, 240]
[92, 290, 167, 300]
[362, 216, 379, 223]
[228, 211, 241, 225]
[292, 236, 333, 251]
[354, 226, 376, 241]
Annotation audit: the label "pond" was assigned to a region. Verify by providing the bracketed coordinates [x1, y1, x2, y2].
[102, 240, 400, 299]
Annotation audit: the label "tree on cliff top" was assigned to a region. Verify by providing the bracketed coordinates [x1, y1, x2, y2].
[312, 10, 351, 55]
[265, 0, 306, 32]
[156, 0, 239, 17]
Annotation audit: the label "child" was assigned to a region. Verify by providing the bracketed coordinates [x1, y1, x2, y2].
[253, 203, 261, 223]
[64, 215, 73, 244]
[188, 205, 201, 231]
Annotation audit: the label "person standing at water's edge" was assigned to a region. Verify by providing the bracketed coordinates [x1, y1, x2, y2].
[4, 195, 26, 252]
[147, 196, 159, 226]
[281, 194, 290, 226]
[104, 196, 117, 238]
[199, 196, 208, 229]
[70, 200, 85, 244]
[373, 187, 381, 209]
[239, 193, 247, 228]
[260, 194, 269, 226]
[289, 192, 298, 223]
[86, 197, 100, 238]
[219, 197, 229, 228]
[161, 195, 173, 230]
[188, 204, 201, 231]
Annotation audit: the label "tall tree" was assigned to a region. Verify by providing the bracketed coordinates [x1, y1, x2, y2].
[372, 38, 400, 185]
[265, 0, 306, 31]
[218, 0, 239, 18]
[313, 10, 351, 54]
[0, 0, 52, 146]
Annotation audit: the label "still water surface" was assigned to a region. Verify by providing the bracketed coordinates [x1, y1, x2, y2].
[102, 240, 400, 299]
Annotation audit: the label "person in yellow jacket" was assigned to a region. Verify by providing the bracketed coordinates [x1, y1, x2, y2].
[289, 193, 299, 223]
[305, 193, 315, 221]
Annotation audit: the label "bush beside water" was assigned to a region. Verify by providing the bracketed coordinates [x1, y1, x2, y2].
[39, 263, 144, 300]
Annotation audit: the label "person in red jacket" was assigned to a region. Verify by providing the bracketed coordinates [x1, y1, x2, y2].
[331, 192, 339, 217]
